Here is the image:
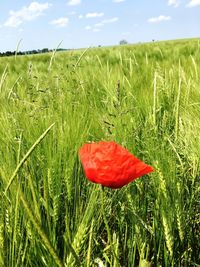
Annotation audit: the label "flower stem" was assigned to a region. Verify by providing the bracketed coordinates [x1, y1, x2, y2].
[100, 185, 118, 264]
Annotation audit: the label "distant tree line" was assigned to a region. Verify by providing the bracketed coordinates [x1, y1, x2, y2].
[0, 48, 67, 57]
[119, 39, 128, 45]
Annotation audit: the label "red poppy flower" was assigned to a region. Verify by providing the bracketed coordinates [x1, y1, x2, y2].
[79, 141, 153, 189]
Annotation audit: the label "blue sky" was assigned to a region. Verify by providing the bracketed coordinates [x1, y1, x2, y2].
[0, 0, 200, 52]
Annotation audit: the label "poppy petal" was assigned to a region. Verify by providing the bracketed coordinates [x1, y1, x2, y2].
[79, 141, 153, 189]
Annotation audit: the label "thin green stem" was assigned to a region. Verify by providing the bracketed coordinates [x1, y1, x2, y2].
[100, 186, 119, 264]
[4, 123, 55, 196]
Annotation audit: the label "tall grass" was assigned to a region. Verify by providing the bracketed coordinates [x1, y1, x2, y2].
[0, 38, 200, 266]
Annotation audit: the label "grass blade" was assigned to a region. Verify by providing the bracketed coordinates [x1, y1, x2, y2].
[3, 123, 55, 196]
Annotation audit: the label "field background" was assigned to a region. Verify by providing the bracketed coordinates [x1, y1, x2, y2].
[0, 38, 200, 267]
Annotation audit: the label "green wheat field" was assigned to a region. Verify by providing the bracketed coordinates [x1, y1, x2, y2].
[0, 38, 200, 267]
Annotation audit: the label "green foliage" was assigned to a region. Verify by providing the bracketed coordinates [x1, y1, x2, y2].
[0, 38, 200, 266]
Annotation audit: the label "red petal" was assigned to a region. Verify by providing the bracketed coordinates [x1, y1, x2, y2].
[79, 141, 153, 189]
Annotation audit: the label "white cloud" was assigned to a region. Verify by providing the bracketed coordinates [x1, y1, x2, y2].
[85, 25, 92, 30]
[85, 17, 119, 32]
[186, 0, 200, 7]
[78, 14, 83, 19]
[85, 26, 100, 32]
[4, 2, 51, 27]
[94, 17, 119, 28]
[86, 12, 104, 18]
[50, 17, 69, 27]
[67, 0, 81, 6]
[94, 22, 104, 27]
[113, 0, 125, 2]
[148, 15, 171, 23]
[102, 17, 119, 23]
[168, 0, 180, 7]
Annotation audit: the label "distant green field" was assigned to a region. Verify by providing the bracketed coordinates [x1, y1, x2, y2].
[0, 38, 200, 267]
